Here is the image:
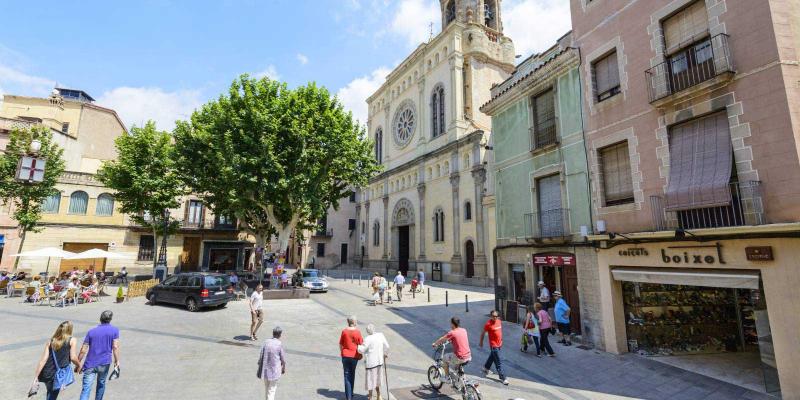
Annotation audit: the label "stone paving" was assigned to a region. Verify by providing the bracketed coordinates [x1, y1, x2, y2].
[0, 278, 775, 400]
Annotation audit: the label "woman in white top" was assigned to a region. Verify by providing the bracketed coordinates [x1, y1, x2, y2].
[357, 324, 390, 400]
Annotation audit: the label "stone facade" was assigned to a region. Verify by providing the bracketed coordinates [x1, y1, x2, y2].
[356, 0, 515, 285]
[307, 195, 359, 269]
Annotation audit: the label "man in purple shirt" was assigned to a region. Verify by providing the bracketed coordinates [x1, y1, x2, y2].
[77, 310, 120, 400]
[258, 326, 287, 400]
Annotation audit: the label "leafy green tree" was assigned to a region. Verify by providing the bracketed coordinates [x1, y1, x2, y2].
[0, 126, 65, 271]
[174, 75, 380, 253]
[96, 121, 184, 270]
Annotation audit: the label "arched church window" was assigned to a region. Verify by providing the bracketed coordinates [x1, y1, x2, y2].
[433, 208, 445, 242]
[373, 221, 380, 247]
[375, 128, 383, 162]
[464, 201, 472, 221]
[431, 85, 445, 138]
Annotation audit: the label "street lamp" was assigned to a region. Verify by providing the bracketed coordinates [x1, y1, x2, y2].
[16, 139, 45, 183]
[154, 209, 170, 280]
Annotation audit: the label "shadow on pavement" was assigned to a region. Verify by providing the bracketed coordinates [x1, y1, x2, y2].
[316, 388, 369, 399]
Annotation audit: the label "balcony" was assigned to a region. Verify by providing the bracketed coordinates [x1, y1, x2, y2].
[313, 228, 334, 238]
[646, 34, 733, 103]
[524, 209, 570, 239]
[650, 181, 764, 231]
[181, 218, 237, 230]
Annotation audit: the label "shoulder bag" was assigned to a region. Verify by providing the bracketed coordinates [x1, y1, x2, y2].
[51, 339, 74, 390]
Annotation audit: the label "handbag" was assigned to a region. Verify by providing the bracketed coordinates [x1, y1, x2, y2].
[51, 341, 74, 390]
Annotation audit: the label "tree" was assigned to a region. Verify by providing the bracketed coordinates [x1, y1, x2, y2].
[96, 121, 185, 270]
[0, 126, 65, 271]
[174, 75, 380, 254]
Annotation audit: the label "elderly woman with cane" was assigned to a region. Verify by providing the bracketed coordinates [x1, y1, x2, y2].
[358, 324, 390, 400]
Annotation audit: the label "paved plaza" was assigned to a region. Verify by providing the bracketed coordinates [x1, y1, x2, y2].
[1, 278, 774, 400]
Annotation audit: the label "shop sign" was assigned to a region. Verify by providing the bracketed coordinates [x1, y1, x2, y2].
[745, 246, 773, 261]
[532, 253, 576, 266]
[661, 242, 726, 265]
[619, 247, 649, 257]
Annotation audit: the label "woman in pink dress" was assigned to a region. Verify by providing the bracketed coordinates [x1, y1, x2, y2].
[535, 302, 555, 356]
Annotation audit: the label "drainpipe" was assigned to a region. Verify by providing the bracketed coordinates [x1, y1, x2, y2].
[572, 46, 596, 238]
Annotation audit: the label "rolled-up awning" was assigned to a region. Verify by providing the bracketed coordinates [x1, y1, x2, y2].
[612, 268, 760, 289]
[665, 112, 733, 211]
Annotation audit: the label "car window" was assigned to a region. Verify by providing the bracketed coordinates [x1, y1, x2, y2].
[204, 275, 230, 288]
[163, 276, 178, 286]
[189, 276, 201, 287]
[176, 276, 189, 286]
[302, 270, 319, 278]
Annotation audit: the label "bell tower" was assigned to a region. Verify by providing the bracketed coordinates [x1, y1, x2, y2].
[440, 0, 503, 32]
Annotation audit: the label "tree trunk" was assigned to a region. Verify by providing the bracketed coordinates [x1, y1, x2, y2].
[12, 229, 27, 272]
[152, 225, 159, 272]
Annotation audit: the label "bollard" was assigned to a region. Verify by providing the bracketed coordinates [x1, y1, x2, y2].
[446, 290, 449, 307]
[413, 287, 415, 299]
[351, 273, 353, 284]
[359, 275, 361, 286]
[428, 288, 431, 303]
[465, 294, 469, 313]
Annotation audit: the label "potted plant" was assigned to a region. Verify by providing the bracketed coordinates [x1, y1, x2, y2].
[115, 286, 124, 303]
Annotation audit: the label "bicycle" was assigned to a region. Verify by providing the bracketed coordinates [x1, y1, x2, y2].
[427, 343, 482, 400]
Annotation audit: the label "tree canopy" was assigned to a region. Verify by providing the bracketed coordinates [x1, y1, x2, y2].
[174, 75, 379, 251]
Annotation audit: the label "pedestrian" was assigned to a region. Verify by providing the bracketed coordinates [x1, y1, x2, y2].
[250, 284, 265, 341]
[31, 321, 80, 399]
[480, 310, 509, 385]
[371, 272, 380, 299]
[393, 271, 405, 302]
[535, 303, 555, 356]
[553, 291, 572, 346]
[339, 315, 363, 400]
[117, 267, 128, 284]
[257, 326, 286, 400]
[537, 281, 550, 310]
[280, 271, 289, 289]
[230, 272, 239, 288]
[358, 324, 389, 400]
[416, 269, 425, 293]
[378, 274, 388, 305]
[77, 310, 120, 400]
[521, 309, 541, 356]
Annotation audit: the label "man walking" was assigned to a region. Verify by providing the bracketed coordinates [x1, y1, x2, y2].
[250, 284, 264, 341]
[480, 310, 509, 385]
[553, 291, 572, 346]
[537, 281, 550, 310]
[393, 271, 405, 301]
[258, 326, 286, 400]
[77, 310, 120, 400]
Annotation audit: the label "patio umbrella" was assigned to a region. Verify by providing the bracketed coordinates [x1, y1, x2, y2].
[66, 248, 131, 271]
[10, 247, 76, 279]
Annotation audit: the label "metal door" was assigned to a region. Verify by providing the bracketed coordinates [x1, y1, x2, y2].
[537, 175, 562, 237]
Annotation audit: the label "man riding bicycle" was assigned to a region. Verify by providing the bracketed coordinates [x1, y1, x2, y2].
[432, 317, 471, 379]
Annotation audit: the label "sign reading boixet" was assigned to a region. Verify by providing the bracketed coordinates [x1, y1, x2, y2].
[619, 242, 726, 264]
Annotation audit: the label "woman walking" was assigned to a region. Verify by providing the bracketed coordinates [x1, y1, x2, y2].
[358, 324, 390, 400]
[535, 303, 555, 357]
[521, 308, 541, 356]
[339, 315, 363, 400]
[31, 321, 80, 399]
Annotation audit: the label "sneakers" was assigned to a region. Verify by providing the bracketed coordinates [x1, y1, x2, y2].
[502, 379, 509, 385]
[481, 367, 491, 376]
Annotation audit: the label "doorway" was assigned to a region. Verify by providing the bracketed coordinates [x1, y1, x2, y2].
[509, 264, 526, 303]
[340, 243, 348, 265]
[398, 225, 410, 274]
[465, 240, 475, 278]
[182, 237, 201, 271]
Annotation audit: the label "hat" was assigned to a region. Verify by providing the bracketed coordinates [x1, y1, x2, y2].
[553, 290, 562, 296]
[537, 281, 545, 285]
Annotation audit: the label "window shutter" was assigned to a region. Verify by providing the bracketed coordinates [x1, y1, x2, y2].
[601, 142, 634, 204]
[663, 1, 709, 54]
[594, 52, 620, 97]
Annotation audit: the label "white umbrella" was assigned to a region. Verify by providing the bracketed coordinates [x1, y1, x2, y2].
[67, 249, 131, 272]
[10, 247, 76, 279]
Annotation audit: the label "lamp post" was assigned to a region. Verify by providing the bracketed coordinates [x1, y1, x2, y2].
[154, 208, 170, 280]
[12, 138, 45, 273]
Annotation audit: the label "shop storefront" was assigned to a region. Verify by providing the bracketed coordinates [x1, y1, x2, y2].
[595, 237, 799, 395]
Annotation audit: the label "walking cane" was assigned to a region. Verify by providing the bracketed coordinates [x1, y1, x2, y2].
[384, 361, 390, 400]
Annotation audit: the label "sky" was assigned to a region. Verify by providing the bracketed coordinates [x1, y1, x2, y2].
[0, 0, 571, 131]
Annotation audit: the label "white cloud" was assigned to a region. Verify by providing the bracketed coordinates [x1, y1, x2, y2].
[97, 87, 204, 131]
[253, 65, 281, 81]
[390, 0, 440, 47]
[336, 67, 391, 126]
[296, 53, 309, 65]
[504, 0, 572, 57]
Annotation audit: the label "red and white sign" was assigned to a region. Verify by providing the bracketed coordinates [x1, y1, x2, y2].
[532, 253, 576, 266]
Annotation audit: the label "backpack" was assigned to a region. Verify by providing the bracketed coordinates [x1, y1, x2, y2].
[51, 340, 75, 390]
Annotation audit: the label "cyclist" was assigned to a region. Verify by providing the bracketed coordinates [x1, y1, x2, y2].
[432, 317, 471, 380]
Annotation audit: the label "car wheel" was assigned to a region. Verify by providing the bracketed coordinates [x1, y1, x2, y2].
[217, 303, 227, 309]
[149, 293, 157, 305]
[186, 297, 199, 312]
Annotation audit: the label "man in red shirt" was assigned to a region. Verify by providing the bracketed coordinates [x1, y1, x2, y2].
[479, 310, 508, 385]
[432, 317, 471, 380]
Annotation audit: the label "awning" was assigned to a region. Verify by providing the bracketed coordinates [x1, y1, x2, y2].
[612, 268, 760, 289]
[665, 112, 733, 211]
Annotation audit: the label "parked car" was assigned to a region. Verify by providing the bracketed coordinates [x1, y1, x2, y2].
[300, 269, 329, 292]
[147, 272, 233, 311]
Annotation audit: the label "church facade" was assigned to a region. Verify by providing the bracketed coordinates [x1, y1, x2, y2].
[356, 0, 514, 286]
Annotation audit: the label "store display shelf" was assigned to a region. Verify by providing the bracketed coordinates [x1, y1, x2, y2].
[624, 303, 736, 307]
[627, 320, 738, 327]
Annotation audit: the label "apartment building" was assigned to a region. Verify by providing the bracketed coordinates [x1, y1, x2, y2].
[571, 0, 800, 395]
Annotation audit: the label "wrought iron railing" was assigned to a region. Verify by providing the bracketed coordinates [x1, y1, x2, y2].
[181, 218, 237, 230]
[529, 119, 558, 151]
[313, 228, 334, 238]
[524, 208, 570, 238]
[646, 34, 733, 103]
[650, 181, 764, 231]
